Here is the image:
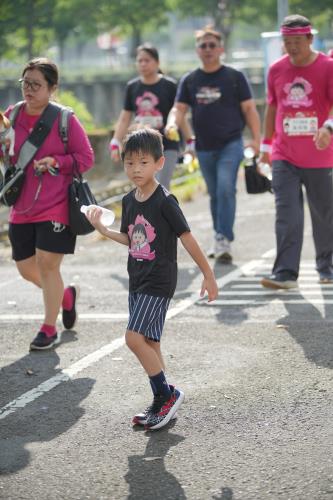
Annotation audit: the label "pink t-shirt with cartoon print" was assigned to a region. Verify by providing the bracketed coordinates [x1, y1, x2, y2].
[267, 52, 333, 168]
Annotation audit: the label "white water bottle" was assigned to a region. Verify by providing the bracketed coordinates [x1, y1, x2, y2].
[80, 204, 115, 226]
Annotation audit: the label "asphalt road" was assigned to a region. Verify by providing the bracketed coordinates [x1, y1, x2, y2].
[0, 176, 332, 500]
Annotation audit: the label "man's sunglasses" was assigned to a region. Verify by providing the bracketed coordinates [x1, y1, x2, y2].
[197, 42, 220, 50]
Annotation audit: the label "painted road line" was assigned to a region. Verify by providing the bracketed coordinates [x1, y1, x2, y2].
[232, 284, 333, 289]
[0, 337, 125, 420]
[217, 291, 333, 296]
[0, 277, 22, 289]
[0, 313, 129, 322]
[231, 276, 321, 282]
[0, 255, 268, 421]
[205, 299, 333, 305]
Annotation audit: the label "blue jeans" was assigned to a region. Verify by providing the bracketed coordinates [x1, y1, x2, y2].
[197, 138, 243, 241]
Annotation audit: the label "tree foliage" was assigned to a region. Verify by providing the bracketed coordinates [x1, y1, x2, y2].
[95, 0, 170, 56]
[0, 0, 332, 63]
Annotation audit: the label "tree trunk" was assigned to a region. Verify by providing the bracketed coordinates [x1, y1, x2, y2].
[26, 0, 35, 59]
[129, 26, 142, 59]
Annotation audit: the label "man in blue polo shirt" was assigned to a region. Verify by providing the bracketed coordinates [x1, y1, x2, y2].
[166, 25, 260, 262]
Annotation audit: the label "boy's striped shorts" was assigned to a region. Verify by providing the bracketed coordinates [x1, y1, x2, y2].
[127, 292, 171, 342]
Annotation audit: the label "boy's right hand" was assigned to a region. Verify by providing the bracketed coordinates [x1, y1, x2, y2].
[200, 274, 218, 302]
[84, 206, 105, 231]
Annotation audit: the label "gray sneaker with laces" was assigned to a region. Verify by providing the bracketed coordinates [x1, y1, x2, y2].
[215, 236, 232, 262]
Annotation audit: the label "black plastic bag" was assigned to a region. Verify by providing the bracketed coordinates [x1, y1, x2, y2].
[243, 149, 272, 194]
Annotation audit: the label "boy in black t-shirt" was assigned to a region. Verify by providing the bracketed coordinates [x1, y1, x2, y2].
[86, 128, 218, 431]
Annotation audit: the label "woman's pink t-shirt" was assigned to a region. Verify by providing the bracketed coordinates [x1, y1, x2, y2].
[267, 52, 333, 168]
[4, 104, 94, 224]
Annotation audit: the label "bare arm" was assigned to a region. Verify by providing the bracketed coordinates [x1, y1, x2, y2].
[314, 105, 333, 150]
[259, 103, 277, 165]
[240, 98, 261, 155]
[178, 114, 193, 143]
[110, 110, 132, 162]
[263, 103, 276, 140]
[165, 102, 188, 138]
[179, 231, 218, 302]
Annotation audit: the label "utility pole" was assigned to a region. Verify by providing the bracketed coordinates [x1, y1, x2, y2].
[277, 0, 289, 26]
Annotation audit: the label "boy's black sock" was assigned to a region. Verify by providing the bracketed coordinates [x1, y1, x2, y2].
[149, 371, 172, 399]
[149, 378, 157, 395]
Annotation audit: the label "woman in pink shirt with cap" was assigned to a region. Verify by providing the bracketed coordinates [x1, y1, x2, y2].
[2, 57, 94, 350]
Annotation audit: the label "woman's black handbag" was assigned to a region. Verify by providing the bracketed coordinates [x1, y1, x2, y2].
[68, 166, 97, 236]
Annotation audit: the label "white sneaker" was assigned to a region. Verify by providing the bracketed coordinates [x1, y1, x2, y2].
[215, 237, 232, 262]
[207, 240, 216, 258]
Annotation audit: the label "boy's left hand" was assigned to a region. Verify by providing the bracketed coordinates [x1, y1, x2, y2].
[200, 276, 218, 302]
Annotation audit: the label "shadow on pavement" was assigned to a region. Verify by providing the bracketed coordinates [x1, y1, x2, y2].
[0, 347, 95, 474]
[212, 487, 234, 499]
[278, 288, 333, 369]
[125, 426, 186, 499]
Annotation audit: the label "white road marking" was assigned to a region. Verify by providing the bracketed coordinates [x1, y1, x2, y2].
[232, 284, 333, 289]
[0, 337, 125, 420]
[0, 313, 129, 322]
[0, 256, 267, 421]
[218, 290, 333, 296]
[206, 299, 333, 305]
[0, 277, 22, 289]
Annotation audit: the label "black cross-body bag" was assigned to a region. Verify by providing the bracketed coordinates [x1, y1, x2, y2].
[0, 103, 62, 206]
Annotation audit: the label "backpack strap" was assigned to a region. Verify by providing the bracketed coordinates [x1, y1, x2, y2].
[57, 105, 73, 152]
[9, 100, 73, 152]
[16, 102, 62, 171]
[8, 101, 25, 127]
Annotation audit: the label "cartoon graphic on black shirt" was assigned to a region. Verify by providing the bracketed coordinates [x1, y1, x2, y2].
[128, 214, 156, 261]
[135, 91, 164, 129]
[283, 77, 313, 108]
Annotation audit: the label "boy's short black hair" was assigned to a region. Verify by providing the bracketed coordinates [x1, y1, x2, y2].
[121, 127, 164, 161]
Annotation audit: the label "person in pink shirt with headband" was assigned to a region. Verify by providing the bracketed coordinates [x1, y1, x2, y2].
[259, 15, 333, 289]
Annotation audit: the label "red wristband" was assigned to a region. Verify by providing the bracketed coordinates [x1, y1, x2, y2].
[261, 138, 272, 145]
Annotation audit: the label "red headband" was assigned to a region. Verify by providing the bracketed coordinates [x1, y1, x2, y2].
[280, 25, 312, 36]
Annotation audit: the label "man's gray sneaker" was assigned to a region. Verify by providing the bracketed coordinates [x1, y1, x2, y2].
[215, 236, 232, 262]
[261, 275, 298, 290]
[318, 272, 333, 284]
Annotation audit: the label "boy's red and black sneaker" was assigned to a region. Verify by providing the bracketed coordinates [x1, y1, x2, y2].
[62, 285, 79, 330]
[132, 385, 177, 426]
[30, 331, 60, 351]
[144, 387, 184, 431]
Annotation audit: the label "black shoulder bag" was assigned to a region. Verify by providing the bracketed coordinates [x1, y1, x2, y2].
[68, 161, 97, 236]
[0, 103, 62, 206]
